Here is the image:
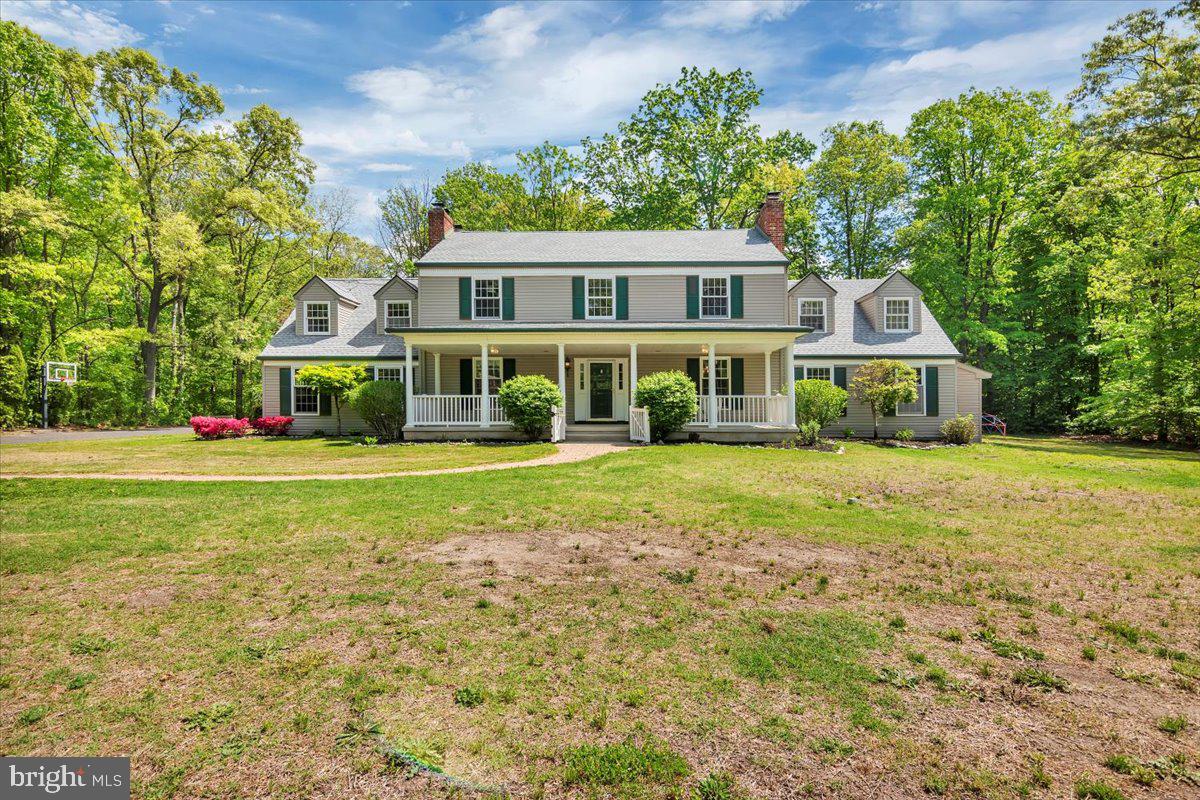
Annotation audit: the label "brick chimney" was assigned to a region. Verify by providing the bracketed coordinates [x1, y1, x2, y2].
[428, 202, 455, 249]
[755, 191, 785, 254]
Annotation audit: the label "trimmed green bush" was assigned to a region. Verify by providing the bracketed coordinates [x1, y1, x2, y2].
[940, 414, 976, 444]
[296, 363, 367, 436]
[634, 371, 697, 442]
[347, 379, 406, 440]
[894, 427, 915, 442]
[794, 379, 847, 430]
[497, 374, 562, 439]
[796, 420, 821, 446]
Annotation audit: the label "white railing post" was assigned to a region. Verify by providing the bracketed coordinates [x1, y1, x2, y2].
[785, 348, 797, 426]
[764, 350, 772, 394]
[404, 346, 414, 431]
[434, 352, 441, 395]
[551, 406, 566, 442]
[707, 343, 717, 429]
[557, 343, 566, 411]
[629, 342, 638, 404]
[480, 342, 490, 428]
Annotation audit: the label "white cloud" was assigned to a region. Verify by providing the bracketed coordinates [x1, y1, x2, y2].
[5, 0, 143, 52]
[228, 84, 271, 96]
[303, 110, 471, 159]
[346, 67, 474, 113]
[660, 0, 804, 31]
[435, 2, 575, 62]
[361, 162, 415, 173]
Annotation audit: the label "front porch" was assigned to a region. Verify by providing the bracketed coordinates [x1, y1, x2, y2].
[394, 331, 799, 443]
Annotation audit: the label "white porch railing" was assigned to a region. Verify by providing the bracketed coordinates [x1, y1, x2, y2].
[409, 394, 511, 426]
[550, 406, 566, 442]
[691, 394, 791, 426]
[629, 407, 650, 442]
[488, 396, 508, 424]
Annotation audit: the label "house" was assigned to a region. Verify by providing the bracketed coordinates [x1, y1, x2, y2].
[257, 193, 989, 441]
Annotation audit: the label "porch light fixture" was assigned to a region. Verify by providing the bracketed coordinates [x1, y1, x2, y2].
[564, 358, 572, 370]
[489, 345, 499, 355]
[700, 345, 709, 355]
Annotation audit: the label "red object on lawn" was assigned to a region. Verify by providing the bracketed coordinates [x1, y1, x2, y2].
[981, 413, 1007, 435]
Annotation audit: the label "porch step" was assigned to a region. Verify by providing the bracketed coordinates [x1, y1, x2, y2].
[565, 423, 629, 442]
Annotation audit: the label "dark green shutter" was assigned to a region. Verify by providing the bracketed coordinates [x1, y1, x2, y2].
[834, 366, 847, 417]
[616, 276, 628, 320]
[502, 277, 514, 320]
[459, 277, 471, 319]
[686, 358, 701, 392]
[572, 276, 585, 319]
[319, 392, 332, 416]
[925, 366, 939, 416]
[502, 358, 516, 382]
[460, 358, 473, 394]
[364, 366, 375, 381]
[730, 276, 743, 319]
[279, 367, 292, 416]
[731, 358, 744, 395]
[686, 276, 699, 319]
[794, 365, 802, 381]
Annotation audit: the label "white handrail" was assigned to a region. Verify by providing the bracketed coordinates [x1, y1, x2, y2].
[410, 395, 480, 425]
[488, 396, 508, 424]
[550, 406, 566, 442]
[691, 394, 790, 425]
[629, 407, 650, 443]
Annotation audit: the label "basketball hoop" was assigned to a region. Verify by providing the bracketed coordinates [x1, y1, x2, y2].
[40, 361, 78, 429]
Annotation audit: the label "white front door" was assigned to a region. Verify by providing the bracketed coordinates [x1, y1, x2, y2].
[574, 358, 630, 422]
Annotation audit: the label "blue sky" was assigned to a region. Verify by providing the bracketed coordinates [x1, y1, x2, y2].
[7, 0, 1166, 237]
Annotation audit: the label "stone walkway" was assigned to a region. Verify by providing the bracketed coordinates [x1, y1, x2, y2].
[0, 441, 636, 482]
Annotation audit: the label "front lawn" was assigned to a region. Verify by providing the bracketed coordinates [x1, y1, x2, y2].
[0, 434, 556, 476]
[0, 437, 1197, 799]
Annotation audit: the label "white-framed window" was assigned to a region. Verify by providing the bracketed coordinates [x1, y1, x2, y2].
[472, 357, 502, 394]
[797, 298, 826, 332]
[304, 301, 330, 335]
[375, 367, 404, 382]
[385, 301, 411, 329]
[292, 371, 319, 415]
[473, 278, 501, 320]
[884, 298, 912, 332]
[700, 357, 731, 396]
[803, 365, 833, 382]
[701, 277, 729, 318]
[586, 277, 615, 319]
[897, 365, 926, 415]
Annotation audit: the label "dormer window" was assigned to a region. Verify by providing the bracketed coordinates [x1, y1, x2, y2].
[884, 298, 911, 332]
[304, 301, 330, 335]
[701, 277, 729, 318]
[386, 301, 412, 328]
[473, 278, 501, 320]
[798, 298, 826, 331]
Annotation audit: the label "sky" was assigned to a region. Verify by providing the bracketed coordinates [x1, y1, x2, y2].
[5, 0, 1169, 238]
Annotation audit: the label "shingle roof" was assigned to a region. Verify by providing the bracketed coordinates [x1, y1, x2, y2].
[259, 278, 412, 360]
[418, 228, 790, 266]
[791, 278, 961, 358]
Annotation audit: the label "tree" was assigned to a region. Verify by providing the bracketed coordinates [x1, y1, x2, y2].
[514, 142, 608, 231]
[434, 162, 525, 231]
[810, 121, 908, 278]
[582, 67, 813, 230]
[730, 159, 819, 274]
[347, 379, 406, 440]
[849, 359, 918, 439]
[295, 363, 365, 435]
[378, 178, 431, 271]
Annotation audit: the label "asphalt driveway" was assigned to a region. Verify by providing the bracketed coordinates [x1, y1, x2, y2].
[0, 426, 192, 445]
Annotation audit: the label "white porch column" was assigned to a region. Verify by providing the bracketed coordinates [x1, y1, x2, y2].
[629, 343, 638, 403]
[434, 352, 441, 395]
[707, 343, 717, 428]
[785, 347, 796, 426]
[404, 345, 415, 427]
[764, 351, 772, 394]
[480, 342, 491, 427]
[557, 343, 566, 406]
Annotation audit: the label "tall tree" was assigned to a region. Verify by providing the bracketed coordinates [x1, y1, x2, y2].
[582, 67, 813, 230]
[514, 142, 607, 230]
[810, 121, 908, 278]
[378, 177, 432, 271]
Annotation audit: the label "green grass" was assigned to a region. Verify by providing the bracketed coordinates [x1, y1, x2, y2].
[1, 436, 1197, 798]
[0, 433, 554, 476]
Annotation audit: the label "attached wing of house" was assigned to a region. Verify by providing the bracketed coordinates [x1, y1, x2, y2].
[258, 193, 988, 441]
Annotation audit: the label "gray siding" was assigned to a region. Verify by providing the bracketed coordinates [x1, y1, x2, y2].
[416, 275, 460, 326]
[516, 276, 573, 321]
[956, 364, 984, 442]
[374, 278, 418, 334]
[628, 276, 686, 321]
[294, 282, 341, 336]
[787, 275, 836, 333]
[797, 361, 957, 439]
[858, 273, 923, 335]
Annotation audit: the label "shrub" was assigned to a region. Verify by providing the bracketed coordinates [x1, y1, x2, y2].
[497, 374, 562, 439]
[347, 380, 406, 440]
[453, 686, 484, 708]
[794, 379, 847, 430]
[842, 427, 855, 438]
[940, 414, 976, 444]
[849, 359, 918, 439]
[251, 416, 293, 436]
[295, 363, 367, 436]
[634, 371, 697, 442]
[796, 420, 821, 446]
[189, 416, 251, 439]
[893, 427, 915, 442]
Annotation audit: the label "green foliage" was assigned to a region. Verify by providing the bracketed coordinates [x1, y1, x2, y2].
[796, 420, 821, 446]
[1012, 667, 1069, 692]
[562, 737, 690, 788]
[452, 686, 484, 708]
[1075, 777, 1126, 800]
[496, 374, 562, 439]
[940, 415, 976, 444]
[0, 343, 28, 428]
[695, 771, 742, 800]
[849, 360, 918, 439]
[893, 427, 915, 442]
[794, 379, 847, 430]
[1157, 715, 1187, 736]
[634, 371, 698, 442]
[347, 380, 406, 441]
[296, 364, 365, 435]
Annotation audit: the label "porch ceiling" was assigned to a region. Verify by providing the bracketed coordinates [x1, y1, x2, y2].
[401, 329, 801, 351]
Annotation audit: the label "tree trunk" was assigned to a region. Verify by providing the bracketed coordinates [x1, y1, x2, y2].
[234, 360, 245, 419]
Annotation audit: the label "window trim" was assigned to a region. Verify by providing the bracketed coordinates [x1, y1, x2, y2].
[700, 275, 731, 320]
[585, 275, 616, 320]
[884, 297, 912, 333]
[796, 297, 826, 332]
[897, 365, 926, 416]
[384, 300, 412, 329]
[471, 356, 503, 394]
[291, 370, 320, 416]
[374, 367, 405, 382]
[303, 301, 330, 336]
[699, 356, 733, 396]
[472, 277, 502, 321]
[801, 364, 834, 383]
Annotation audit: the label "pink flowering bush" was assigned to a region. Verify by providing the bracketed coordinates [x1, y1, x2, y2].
[251, 416, 294, 436]
[189, 416, 251, 439]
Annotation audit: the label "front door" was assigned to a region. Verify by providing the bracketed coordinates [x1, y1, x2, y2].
[589, 362, 613, 418]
